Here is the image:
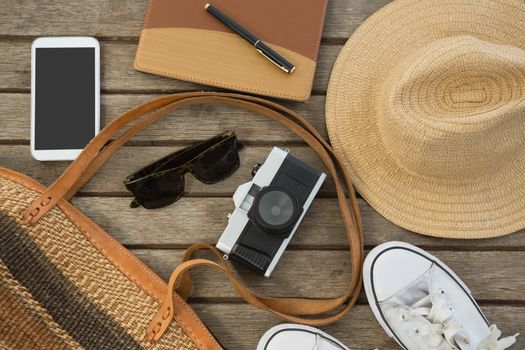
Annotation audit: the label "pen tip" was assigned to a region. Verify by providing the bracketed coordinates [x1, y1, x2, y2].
[204, 3, 210, 9]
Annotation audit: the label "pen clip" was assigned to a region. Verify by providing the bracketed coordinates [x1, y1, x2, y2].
[256, 48, 292, 74]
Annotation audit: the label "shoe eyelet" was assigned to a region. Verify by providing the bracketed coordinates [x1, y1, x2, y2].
[448, 305, 454, 313]
[400, 313, 407, 321]
[438, 288, 446, 295]
[413, 328, 420, 336]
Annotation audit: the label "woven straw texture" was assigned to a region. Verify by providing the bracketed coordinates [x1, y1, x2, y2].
[0, 175, 198, 350]
[326, 0, 525, 238]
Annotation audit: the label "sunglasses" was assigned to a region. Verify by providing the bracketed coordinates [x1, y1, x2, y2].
[124, 131, 244, 209]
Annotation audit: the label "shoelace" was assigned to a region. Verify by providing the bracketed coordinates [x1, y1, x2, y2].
[312, 334, 340, 350]
[402, 290, 519, 349]
[313, 334, 331, 350]
[311, 334, 367, 350]
[313, 334, 321, 350]
[476, 325, 519, 350]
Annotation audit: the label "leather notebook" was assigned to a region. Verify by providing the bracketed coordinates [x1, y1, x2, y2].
[135, 0, 329, 101]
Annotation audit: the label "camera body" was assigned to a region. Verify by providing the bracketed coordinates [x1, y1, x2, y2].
[216, 147, 326, 277]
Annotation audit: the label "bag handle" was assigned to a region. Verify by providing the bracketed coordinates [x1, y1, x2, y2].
[23, 93, 336, 221]
[21, 92, 363, 340]
[24, 93, 211, 223]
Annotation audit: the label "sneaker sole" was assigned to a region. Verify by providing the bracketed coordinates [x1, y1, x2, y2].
[363, 241, 479, 349]
[256, 323, 350, 350]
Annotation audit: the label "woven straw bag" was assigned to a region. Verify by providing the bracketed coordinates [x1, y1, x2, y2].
[0, 93, 363, 349]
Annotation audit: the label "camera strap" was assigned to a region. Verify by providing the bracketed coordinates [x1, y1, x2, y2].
[22, 92, 364, 342]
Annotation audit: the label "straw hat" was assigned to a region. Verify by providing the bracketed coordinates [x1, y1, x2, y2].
[326, 0, 525, 238]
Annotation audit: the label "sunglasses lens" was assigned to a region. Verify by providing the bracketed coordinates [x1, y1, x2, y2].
[192, 138, 241, 183]
[126, 171, 185, 209]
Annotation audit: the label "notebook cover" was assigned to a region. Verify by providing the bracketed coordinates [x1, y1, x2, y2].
[135, 0, 328, 101]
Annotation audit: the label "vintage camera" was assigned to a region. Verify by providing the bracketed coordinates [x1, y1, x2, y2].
[216, 147, 326, 277]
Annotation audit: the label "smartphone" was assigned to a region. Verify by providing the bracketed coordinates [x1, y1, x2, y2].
[31, 37, 100, 161]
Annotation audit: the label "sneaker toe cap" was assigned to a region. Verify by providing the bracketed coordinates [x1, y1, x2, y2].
[368, 246, 432, 301]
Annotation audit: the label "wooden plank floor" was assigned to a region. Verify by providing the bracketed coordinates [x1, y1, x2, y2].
[1, 1, 523, 349]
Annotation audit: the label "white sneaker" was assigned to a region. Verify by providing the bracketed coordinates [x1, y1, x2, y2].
[364, 241, 519, 350]
[257, 324, 350, 350]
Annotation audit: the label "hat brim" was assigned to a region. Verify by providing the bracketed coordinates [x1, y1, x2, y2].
[326, 0, 525, 238]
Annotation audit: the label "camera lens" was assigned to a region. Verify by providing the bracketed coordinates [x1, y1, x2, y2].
[251, 186, 301, 234]
[258, 190, 295, 225]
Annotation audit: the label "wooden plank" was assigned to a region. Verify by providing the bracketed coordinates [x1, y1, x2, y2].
[192, 304, 524, 350]
[0, 93, 327, 142]
[2, 145, 524, 248]
[0, 145, 334, 193]
[75, 197, 525, 249]
[0, 0, 391, 39]
[132, 249, 525, 302]
[0, 41, 197, 92]
[0, 42, 339, 93]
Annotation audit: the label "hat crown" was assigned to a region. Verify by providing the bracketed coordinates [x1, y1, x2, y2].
[379, 36, 525, 180]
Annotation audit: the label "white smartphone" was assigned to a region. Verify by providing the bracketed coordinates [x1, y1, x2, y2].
[31, 37, 100, 161]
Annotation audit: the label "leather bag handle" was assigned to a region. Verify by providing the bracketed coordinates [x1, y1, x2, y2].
[22, 92, 363, 341]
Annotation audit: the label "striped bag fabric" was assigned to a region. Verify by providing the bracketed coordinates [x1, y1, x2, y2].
[0, 93, 363, 349]
[0, 172, 202, 350]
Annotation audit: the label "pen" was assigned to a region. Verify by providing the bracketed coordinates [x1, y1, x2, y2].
[204, 3, 296, 74]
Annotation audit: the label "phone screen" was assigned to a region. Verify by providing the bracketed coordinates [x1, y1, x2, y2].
[35, 47, 95, 150]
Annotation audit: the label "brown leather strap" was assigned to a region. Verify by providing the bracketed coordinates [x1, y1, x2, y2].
[177, 243, 352, 315]
[22, 92, 363, 341]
